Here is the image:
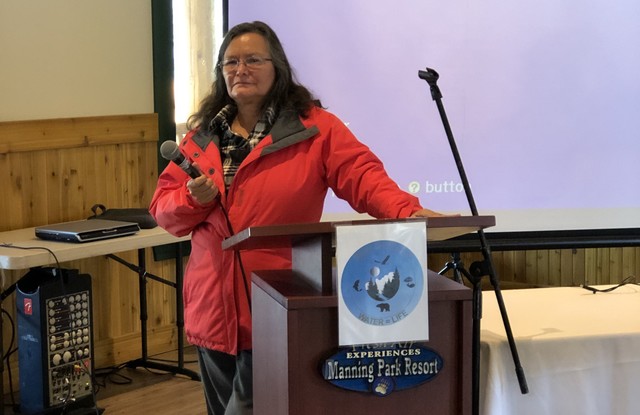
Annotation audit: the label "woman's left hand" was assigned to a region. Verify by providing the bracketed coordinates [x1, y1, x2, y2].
[410, 208, 460, 218]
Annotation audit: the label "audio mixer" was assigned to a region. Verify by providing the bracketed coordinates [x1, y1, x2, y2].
[17, 268, 96, 414]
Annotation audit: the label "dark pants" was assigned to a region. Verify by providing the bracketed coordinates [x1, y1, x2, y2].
[196, 347, 253, 415]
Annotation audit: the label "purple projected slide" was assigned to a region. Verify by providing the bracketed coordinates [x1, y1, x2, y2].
[228, 0, 640, 231]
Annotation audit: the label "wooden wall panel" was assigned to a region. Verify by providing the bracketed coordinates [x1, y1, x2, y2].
[428, 245, 640, 290]
[0, 115, 158, 154]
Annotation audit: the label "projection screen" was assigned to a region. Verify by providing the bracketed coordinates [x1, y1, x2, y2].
[227, 0, 640, 233]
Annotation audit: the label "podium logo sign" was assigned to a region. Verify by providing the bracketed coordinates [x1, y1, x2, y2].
[341, 240, 423, 326]
[336, 222, 428, 345]
[321, 343, 443, 396]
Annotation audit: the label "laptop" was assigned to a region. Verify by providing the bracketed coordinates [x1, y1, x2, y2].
[35, 219, 140, 243]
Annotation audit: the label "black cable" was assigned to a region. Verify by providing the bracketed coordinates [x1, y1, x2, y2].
[1, 309, 15, 362]
[218, 203, 252, 314]
[94, 363, 134, 388]
[1, 308, 17, 409]
[580, 275, 639, 294]
[0, 243, 68, 315]
[0, 243, 63, 274]
[72, 359, 101, 415]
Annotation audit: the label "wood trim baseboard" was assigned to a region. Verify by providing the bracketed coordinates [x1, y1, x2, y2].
[93, 323, 182, 368]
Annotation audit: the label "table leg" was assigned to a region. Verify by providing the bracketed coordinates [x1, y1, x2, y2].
[108, 247, 199, 380]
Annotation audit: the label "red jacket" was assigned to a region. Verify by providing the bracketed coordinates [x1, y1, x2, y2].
[150, 106, 423, 355]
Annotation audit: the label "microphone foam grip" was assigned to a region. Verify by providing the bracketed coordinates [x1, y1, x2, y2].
[160, 140, 181, 161]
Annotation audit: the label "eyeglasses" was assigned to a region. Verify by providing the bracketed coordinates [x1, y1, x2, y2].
[218, 56, 273, 73]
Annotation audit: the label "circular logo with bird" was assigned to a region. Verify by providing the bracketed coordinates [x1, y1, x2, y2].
[340, 240, 424, 325]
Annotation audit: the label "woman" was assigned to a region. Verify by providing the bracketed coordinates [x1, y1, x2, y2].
[150, 21, 444, 415]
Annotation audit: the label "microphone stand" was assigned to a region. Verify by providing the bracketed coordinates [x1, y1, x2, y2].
[418, 68, 528, 415]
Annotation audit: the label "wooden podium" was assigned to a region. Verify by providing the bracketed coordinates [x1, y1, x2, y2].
[223, 216, 494, 415]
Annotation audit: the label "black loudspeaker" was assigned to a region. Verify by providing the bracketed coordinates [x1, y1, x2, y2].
[16, 267, 96, 415]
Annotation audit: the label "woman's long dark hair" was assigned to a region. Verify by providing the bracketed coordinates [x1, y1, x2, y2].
[187, 21, 320, 131]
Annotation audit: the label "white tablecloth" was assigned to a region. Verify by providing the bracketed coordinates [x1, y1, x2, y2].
[480, 284, 640, 415]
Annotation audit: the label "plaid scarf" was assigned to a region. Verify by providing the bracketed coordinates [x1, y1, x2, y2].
[210, 104, 277, 189]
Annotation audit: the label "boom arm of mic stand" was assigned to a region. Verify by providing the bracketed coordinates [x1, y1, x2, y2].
[419, 68, 529, 397]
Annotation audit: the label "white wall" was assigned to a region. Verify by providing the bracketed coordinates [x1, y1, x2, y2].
[0, 0, 153, 122]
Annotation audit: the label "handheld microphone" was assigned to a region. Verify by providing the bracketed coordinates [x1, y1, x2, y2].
[160, 140, 202, 179]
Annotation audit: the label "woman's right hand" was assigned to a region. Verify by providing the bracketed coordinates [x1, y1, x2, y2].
[186, 174, 219, 205]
